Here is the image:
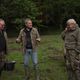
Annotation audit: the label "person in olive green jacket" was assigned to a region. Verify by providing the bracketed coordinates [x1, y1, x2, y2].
[61, 19, 80, 80]
[16, 18, 40, 80]
[0, 19, 8, 78]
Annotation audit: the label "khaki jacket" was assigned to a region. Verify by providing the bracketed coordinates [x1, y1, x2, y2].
[16, 27, 40, 53]
[61, 26, 80, 53]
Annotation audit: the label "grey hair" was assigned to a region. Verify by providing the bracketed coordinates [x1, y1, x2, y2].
[67, 19, 76, 24]
[25, 18, 32, 24]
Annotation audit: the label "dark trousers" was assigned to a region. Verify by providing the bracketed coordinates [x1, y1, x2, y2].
[0, 52, 5, 76]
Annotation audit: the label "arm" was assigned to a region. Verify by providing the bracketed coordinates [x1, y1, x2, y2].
[61, 30, 66, 40]
[75, 29, 80, 54]
[36, 28, 41, 42]
[16, 29, 23, 43]
[61, 28, 67, 40]
[4, 31, 8, 54]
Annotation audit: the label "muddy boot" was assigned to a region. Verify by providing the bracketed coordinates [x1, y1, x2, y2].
[24, 66, 30, 80]
[34, 65, 40, 80]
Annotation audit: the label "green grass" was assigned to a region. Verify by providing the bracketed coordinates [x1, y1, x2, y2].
[1, 34, 68, 80]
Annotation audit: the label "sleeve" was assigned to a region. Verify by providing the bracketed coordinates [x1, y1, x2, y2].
[61, 30, 66, 40]
[4, 31, 8, 54]
[75, 29, 80, 54]
[36, 28, 41, 42]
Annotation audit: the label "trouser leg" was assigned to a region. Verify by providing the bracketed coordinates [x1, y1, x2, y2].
[0, 68, 2, 77]
[67, 68, 76, 80]
[65, 50, 78, 80]
[31, 51, 39, 80]
[0, 62, 2, 76]
[0, 52, 5, 77]
[0, 64, 4, 77]
[74, 59, 80, 80]
[24, 50, 30, 80]
[75, 70, 80, 80]
[66, 61, 76, 80]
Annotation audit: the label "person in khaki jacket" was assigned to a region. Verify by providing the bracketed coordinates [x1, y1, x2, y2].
[16, 18, 40, 80]
[0, 19, 8, 78]
[61, 19, 80, 80]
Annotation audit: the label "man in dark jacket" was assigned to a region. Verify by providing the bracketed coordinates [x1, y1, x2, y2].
[61, 19, 80, 80]
[0, 19, 8, 78]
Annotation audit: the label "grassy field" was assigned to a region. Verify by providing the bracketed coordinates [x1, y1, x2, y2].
[1, 33, 68, 80]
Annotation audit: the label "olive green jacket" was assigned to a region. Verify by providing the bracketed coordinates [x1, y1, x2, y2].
[61, 25, 80, 53]
[16, 27, 40, 53]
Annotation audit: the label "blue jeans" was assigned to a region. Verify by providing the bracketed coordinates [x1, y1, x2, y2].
[24, 49, 38, 66]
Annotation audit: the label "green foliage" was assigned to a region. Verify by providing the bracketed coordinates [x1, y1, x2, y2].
[40, 0, 80, 30]
[0, 0, 41, 30]
[2, 34, 67, 80]
[1, 0, 80, 31]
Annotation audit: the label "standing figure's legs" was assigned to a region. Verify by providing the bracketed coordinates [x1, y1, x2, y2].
[65, 50, 76, 80]
[24, 50, 30, 80]
[31, 50, 39, 80]
[0, 52, 5, 79]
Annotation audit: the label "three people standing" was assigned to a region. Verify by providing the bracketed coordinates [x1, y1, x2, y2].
[1, 18, 80, 80]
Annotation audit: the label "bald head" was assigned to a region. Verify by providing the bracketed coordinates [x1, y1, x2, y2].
[0, 19, 5, 30]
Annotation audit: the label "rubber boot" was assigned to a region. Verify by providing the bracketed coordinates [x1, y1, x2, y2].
[34, 64, 40, 80]
[24, 66, 30, 80]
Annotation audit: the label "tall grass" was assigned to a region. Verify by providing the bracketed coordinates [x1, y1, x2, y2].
[1, 34, 68, 80]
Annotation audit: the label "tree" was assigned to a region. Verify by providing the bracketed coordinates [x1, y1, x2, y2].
[34, 0, 80, 30]
[0, 0, 40, 30]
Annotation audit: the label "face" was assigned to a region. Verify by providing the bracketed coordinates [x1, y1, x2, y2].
[0, 21, 5, 30]
[67, 23, 76, 30]
[25, 20, 32, 28]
